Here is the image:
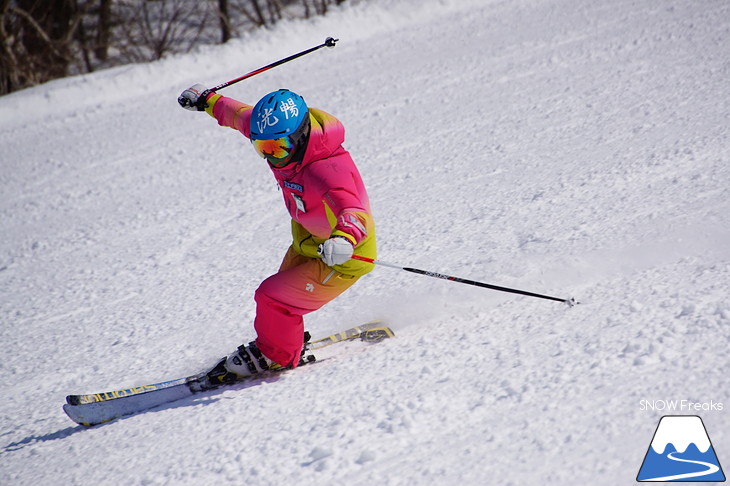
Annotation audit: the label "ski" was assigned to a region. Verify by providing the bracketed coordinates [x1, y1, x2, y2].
[63, 321, 393, 426]
[307, 321, 394, 349]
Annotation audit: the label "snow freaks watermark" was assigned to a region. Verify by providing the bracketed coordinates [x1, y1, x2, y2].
[636, 415, 726, 482]
[639, 399, 724, 412]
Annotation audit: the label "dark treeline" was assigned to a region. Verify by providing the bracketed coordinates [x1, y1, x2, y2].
[1, 0, 346, 95]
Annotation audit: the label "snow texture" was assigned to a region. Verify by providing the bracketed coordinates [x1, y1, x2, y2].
[1, 0, 729, 484]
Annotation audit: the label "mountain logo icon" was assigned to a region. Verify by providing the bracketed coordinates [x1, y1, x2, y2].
[637, 415, 725, 482]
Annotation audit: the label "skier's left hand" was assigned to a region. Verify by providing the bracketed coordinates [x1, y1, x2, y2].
[318, 237, 353, 266]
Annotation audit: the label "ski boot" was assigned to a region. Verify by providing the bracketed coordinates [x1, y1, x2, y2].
[206, 332, 315, 386]
[206, 341, 274, 385]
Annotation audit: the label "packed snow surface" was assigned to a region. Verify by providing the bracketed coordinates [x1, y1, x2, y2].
[2, 0, 729, 484]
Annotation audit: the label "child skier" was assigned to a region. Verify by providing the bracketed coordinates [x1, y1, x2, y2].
[178, 85, 376, 383]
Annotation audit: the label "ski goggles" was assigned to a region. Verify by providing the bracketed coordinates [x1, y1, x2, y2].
[252, 137, 295, 167]
[251, 115, 311, 168]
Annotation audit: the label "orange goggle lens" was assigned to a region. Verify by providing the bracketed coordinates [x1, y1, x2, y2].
[252, 137, 294, 167]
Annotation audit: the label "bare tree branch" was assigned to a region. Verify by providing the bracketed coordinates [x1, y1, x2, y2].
[0, 0, 350, 95]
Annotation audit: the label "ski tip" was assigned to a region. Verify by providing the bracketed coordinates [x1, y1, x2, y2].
[62, 403, 95, 427]
[360, 327, 395, 343]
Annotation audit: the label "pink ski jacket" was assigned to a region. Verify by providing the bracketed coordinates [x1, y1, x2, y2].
[205, 94, 376, 277]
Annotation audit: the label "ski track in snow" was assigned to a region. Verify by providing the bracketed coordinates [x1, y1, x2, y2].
[2, 0, 729, 484]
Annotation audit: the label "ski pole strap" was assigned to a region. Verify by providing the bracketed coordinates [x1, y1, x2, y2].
[351, 255, 576, 306]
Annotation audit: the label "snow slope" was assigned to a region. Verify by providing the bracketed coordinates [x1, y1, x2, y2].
[2, 0, 729, 484]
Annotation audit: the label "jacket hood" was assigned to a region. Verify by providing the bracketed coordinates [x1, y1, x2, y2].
[271, 108, 344, 177]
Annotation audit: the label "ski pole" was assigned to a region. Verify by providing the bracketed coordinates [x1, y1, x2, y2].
[208, 36, 338, 92]
[351, 255, 577, 306]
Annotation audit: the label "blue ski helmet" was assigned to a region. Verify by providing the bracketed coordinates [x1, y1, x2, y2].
[250, 89, 309, 140]
[250, 90, 310, 167]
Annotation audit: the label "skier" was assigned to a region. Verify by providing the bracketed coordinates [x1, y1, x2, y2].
[178, 85, 376, 383]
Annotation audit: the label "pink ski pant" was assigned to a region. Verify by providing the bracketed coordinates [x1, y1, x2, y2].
[254, 247, 359, 367]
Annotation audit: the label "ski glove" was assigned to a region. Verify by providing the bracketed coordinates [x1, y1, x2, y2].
[318, 237, 354, 266]
[178, 83, 213, 111]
